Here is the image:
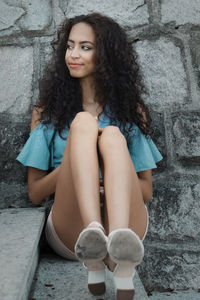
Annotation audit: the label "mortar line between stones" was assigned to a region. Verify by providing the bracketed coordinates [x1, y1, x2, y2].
[181, 36, 200, 108]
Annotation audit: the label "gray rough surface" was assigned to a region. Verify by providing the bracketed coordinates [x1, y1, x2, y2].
[172, 112, 200, 164]
[0, 182, 29, 209]
[148, 175, 200, 242]
[138, 174, 200, 290]
[18, 0, 53, 32]
[0, 0, 53, 36]
[0, 0, 200, 293]
[161, 0, 200, 26]
[149, 289, 200, 299]
[30, 252, 148, 300]
[0, 208, 45, 300]
[135, 37, 187, 109]
[0, 113, 30, 183]
[0, 47, 33, 114]
[189, 32, 200, 90]
[60, 0, 148, 28]
[0, 1, 25, 31]
[150, 110, 166, 171]
[139, 241, 200, 291]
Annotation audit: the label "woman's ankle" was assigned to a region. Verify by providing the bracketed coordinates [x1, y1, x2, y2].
[87, 221, 105, 232]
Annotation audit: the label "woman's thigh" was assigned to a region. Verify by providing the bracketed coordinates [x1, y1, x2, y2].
[97, 129, 148, 239]
[49, 112, 100, 253]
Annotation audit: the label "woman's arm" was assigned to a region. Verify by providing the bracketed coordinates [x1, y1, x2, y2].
[135, 106, 153, 202]
[28, 107, 60, 205]
[137, 169, 152, 203]
[28, 166, 60, 205]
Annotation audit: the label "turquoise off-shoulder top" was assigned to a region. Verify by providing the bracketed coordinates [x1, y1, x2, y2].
[16, 111, 163, 176]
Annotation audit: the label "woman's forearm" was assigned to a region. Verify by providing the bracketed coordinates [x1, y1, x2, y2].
[138, 178, 153, 203]
[28, 166, 61, 205]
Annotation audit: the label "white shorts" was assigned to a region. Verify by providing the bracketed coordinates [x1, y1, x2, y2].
[45, 192, 149, 260]
[45, 208, 78, 261]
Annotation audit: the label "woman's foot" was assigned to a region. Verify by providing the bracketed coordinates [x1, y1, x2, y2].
[107, 228, 144, 300]
[75, 221, 108, 296]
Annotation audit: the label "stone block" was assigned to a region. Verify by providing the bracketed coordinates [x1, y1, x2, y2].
[139, 245, 200, 290]
[18, 0, 53, 32]
[0, 113, 31, 184]
[0, 46, 33, 114]
[0, 0, 53, 36]
[148, 174, 200, 242]
[141, 169, 200, 290]
[135, 38, 187, 109]
[59, 0, 148, 28]
[161, 0, 200, 26]
[0, 182, 30, 208]
[150, 290, 200, 300]
[172, 112, 200, 164]
[30, 253, 148, 299]
[0, 1, 25, 31]
[0, 208, 45, 300]
[52, 0, 66, 28]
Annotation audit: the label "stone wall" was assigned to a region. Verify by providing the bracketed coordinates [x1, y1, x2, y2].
[0, 0, 199, 292]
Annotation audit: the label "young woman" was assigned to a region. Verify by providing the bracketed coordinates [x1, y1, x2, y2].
[17, 13, 162, 300]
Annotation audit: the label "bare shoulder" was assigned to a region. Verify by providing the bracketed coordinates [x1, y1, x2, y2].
[30, 106, 44, 132]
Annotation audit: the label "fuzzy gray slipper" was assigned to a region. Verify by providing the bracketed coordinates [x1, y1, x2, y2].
[75, 227, 107, 261]
[108, 228, 144, 264]
[108, 228, 144, 300]
[75, 222, 108, 296]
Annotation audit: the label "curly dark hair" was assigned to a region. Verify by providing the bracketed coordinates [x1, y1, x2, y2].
[37, 13, 153, 142]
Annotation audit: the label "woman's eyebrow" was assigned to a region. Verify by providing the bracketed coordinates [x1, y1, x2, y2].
[68, 39, 94, 45]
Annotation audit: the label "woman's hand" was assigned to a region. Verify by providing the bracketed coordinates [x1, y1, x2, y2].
[93, 116, 104, 136]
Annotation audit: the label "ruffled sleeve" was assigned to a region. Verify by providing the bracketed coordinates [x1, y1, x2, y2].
[128, 125, 163, 172]
[16, 123, 55, 170]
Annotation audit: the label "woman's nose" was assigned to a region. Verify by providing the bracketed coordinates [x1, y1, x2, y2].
[71, 47, 80, 58]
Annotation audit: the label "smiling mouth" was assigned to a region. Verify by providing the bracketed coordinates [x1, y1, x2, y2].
[69, 63, 83, 68]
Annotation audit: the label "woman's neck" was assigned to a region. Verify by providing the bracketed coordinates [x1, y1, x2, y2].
[80, 77, 103, 117]
[80, 76, 96, 105]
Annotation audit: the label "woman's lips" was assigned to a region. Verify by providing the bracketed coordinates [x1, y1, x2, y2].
[69, 63, 83, 68]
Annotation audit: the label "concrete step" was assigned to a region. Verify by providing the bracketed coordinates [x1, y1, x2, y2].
[0, 207, 46, 300]
[148, 289, 200, 299]
[30, 250, 149, 300]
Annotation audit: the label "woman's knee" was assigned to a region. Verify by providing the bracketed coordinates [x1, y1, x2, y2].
[70, 112, 98, 134]
[98, 126, 127, 149]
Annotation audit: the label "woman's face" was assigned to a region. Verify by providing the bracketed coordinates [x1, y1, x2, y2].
[65, 22, 96, 80]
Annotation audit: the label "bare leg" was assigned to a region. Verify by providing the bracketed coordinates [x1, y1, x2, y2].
[98, 126, 147, 237]
[68, 112, 102, 226]
[52, 112, 102, 252]
[98, 126, 148, 272]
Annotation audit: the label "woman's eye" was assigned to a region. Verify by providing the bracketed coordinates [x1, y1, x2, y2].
[66, 44, 73, 50]
[82, 45, 92, 50]
[66, 44, 92, 51]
